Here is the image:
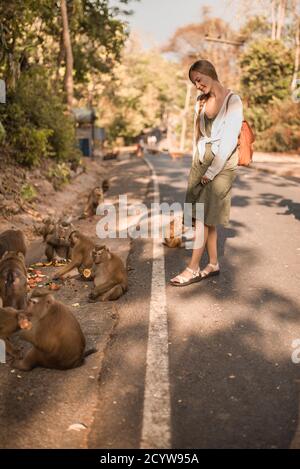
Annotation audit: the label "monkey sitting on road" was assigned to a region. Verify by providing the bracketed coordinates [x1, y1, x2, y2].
[0, 251, 27, 309]
[14, 293, 95, 371]
[163, 219, 187, 248]
[53, 230, 95, 280]
[89, 245, 128, 302]
[45, 220, 74, 262]
[0, 298, 31, 358]
[0, 229, 27, 258]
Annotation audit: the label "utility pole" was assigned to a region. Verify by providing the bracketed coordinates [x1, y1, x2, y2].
[203, 35, 245, 47]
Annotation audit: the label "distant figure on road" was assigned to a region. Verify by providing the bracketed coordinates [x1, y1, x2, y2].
[170, 59, 243, 286]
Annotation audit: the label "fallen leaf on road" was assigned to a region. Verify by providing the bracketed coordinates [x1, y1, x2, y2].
[49, 283, 60, 291]
[67, 423, 87, 432]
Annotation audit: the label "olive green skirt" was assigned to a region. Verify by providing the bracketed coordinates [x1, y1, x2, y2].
[184, 144, 238, 228]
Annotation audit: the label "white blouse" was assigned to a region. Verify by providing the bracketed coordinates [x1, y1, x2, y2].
[192, 91, 244, 180]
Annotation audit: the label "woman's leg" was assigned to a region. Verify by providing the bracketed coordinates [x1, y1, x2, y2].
[201, 225, 219, 274]
[206, 225, 218, 264]
[187, 223, 209, 270]
[170, 222, 209, 282]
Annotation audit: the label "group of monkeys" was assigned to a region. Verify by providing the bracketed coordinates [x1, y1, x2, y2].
[0, 181, 129, 371]
[40, 219, 128, 302]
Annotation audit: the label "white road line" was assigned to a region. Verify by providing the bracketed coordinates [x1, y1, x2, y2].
[140, 156, 171, 449]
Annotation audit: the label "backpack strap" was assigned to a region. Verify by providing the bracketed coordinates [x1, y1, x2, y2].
[225, 91, 234, 114]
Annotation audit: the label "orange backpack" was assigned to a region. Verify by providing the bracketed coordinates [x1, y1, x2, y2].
[226, 94, 255, 166]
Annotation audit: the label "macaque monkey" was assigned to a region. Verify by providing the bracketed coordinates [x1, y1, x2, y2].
[0, 298, 31, 358]
[34, 217, 56, 242]
[53, 230, 95, 280]
[82, 179, 109, 218]
[0, 251, 27, 309]
[45, 220, 74, 262]
[14, 293, 93, 371]
[0, 229, 27, 258]
[83, 187, 104, 217]
[89, 245, 128, 302]
[163, 219, 185, 248]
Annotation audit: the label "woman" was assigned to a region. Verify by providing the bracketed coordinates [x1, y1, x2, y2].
[170, 59, 243, 286]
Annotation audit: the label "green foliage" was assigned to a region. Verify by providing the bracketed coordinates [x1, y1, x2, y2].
[20, 183, 37, 201]
[47, 162, 71, 189]
[239, 38, 297, 152]
[11, 127, 52, 166]
[72, 0, 129, 84]
[101, 46, 185, 143]
[239, 39, 293, 106]
[0, 66, 79, 166]
[0, 121, 5, 143]
[254, 98, 300, 153]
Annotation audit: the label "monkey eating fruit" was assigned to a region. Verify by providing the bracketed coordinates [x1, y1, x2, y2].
[89, 245, 128, 302]
[14, 293, 95, 371]
[53, 230, 95, 280]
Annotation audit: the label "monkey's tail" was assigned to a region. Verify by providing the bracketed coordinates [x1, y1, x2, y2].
[84, 347, 98, 358]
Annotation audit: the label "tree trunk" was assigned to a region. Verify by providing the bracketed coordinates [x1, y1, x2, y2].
[271, 0, 277, 40]
[291, 14, 300, 92]
[276, 0, 287, 40]
[61, 0, 74, 110]
[56, 30, 65, 84]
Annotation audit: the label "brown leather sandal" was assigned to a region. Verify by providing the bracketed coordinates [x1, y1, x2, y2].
[170, 267, 202, 287]
[200, 262, 220, 280]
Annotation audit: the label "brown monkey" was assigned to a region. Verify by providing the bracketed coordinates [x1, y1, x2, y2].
[0, 229, 27, 258]
[53, 230, 95, 280]
[14, 293, 92, 371]
[0, 251, 27, 309]
[35, 217, 56, 242]
[163, 219, 186, 248]
[45, 220, 74, 262]
[89, 245, 128, 302]
[82, 187, 104, 217]
[0, 299, 31, 358]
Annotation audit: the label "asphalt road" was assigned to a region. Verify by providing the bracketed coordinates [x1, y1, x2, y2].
[89, 152, 300, 449]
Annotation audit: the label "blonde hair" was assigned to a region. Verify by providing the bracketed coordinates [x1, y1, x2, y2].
[189, 60, 219, 143]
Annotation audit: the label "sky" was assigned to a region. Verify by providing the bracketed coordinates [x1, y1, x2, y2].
[121, 0, 244, 49]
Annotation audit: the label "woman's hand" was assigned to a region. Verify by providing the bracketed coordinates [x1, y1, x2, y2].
[200, 176, 211, 185]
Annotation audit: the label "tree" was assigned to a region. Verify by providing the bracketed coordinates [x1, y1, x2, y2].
[240, 38, 293, 106]
[98, 41, 185, 144]
[61, 0, 74, 109]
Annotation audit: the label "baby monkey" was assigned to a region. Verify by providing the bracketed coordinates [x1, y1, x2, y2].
[89, 245, 128, 302]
